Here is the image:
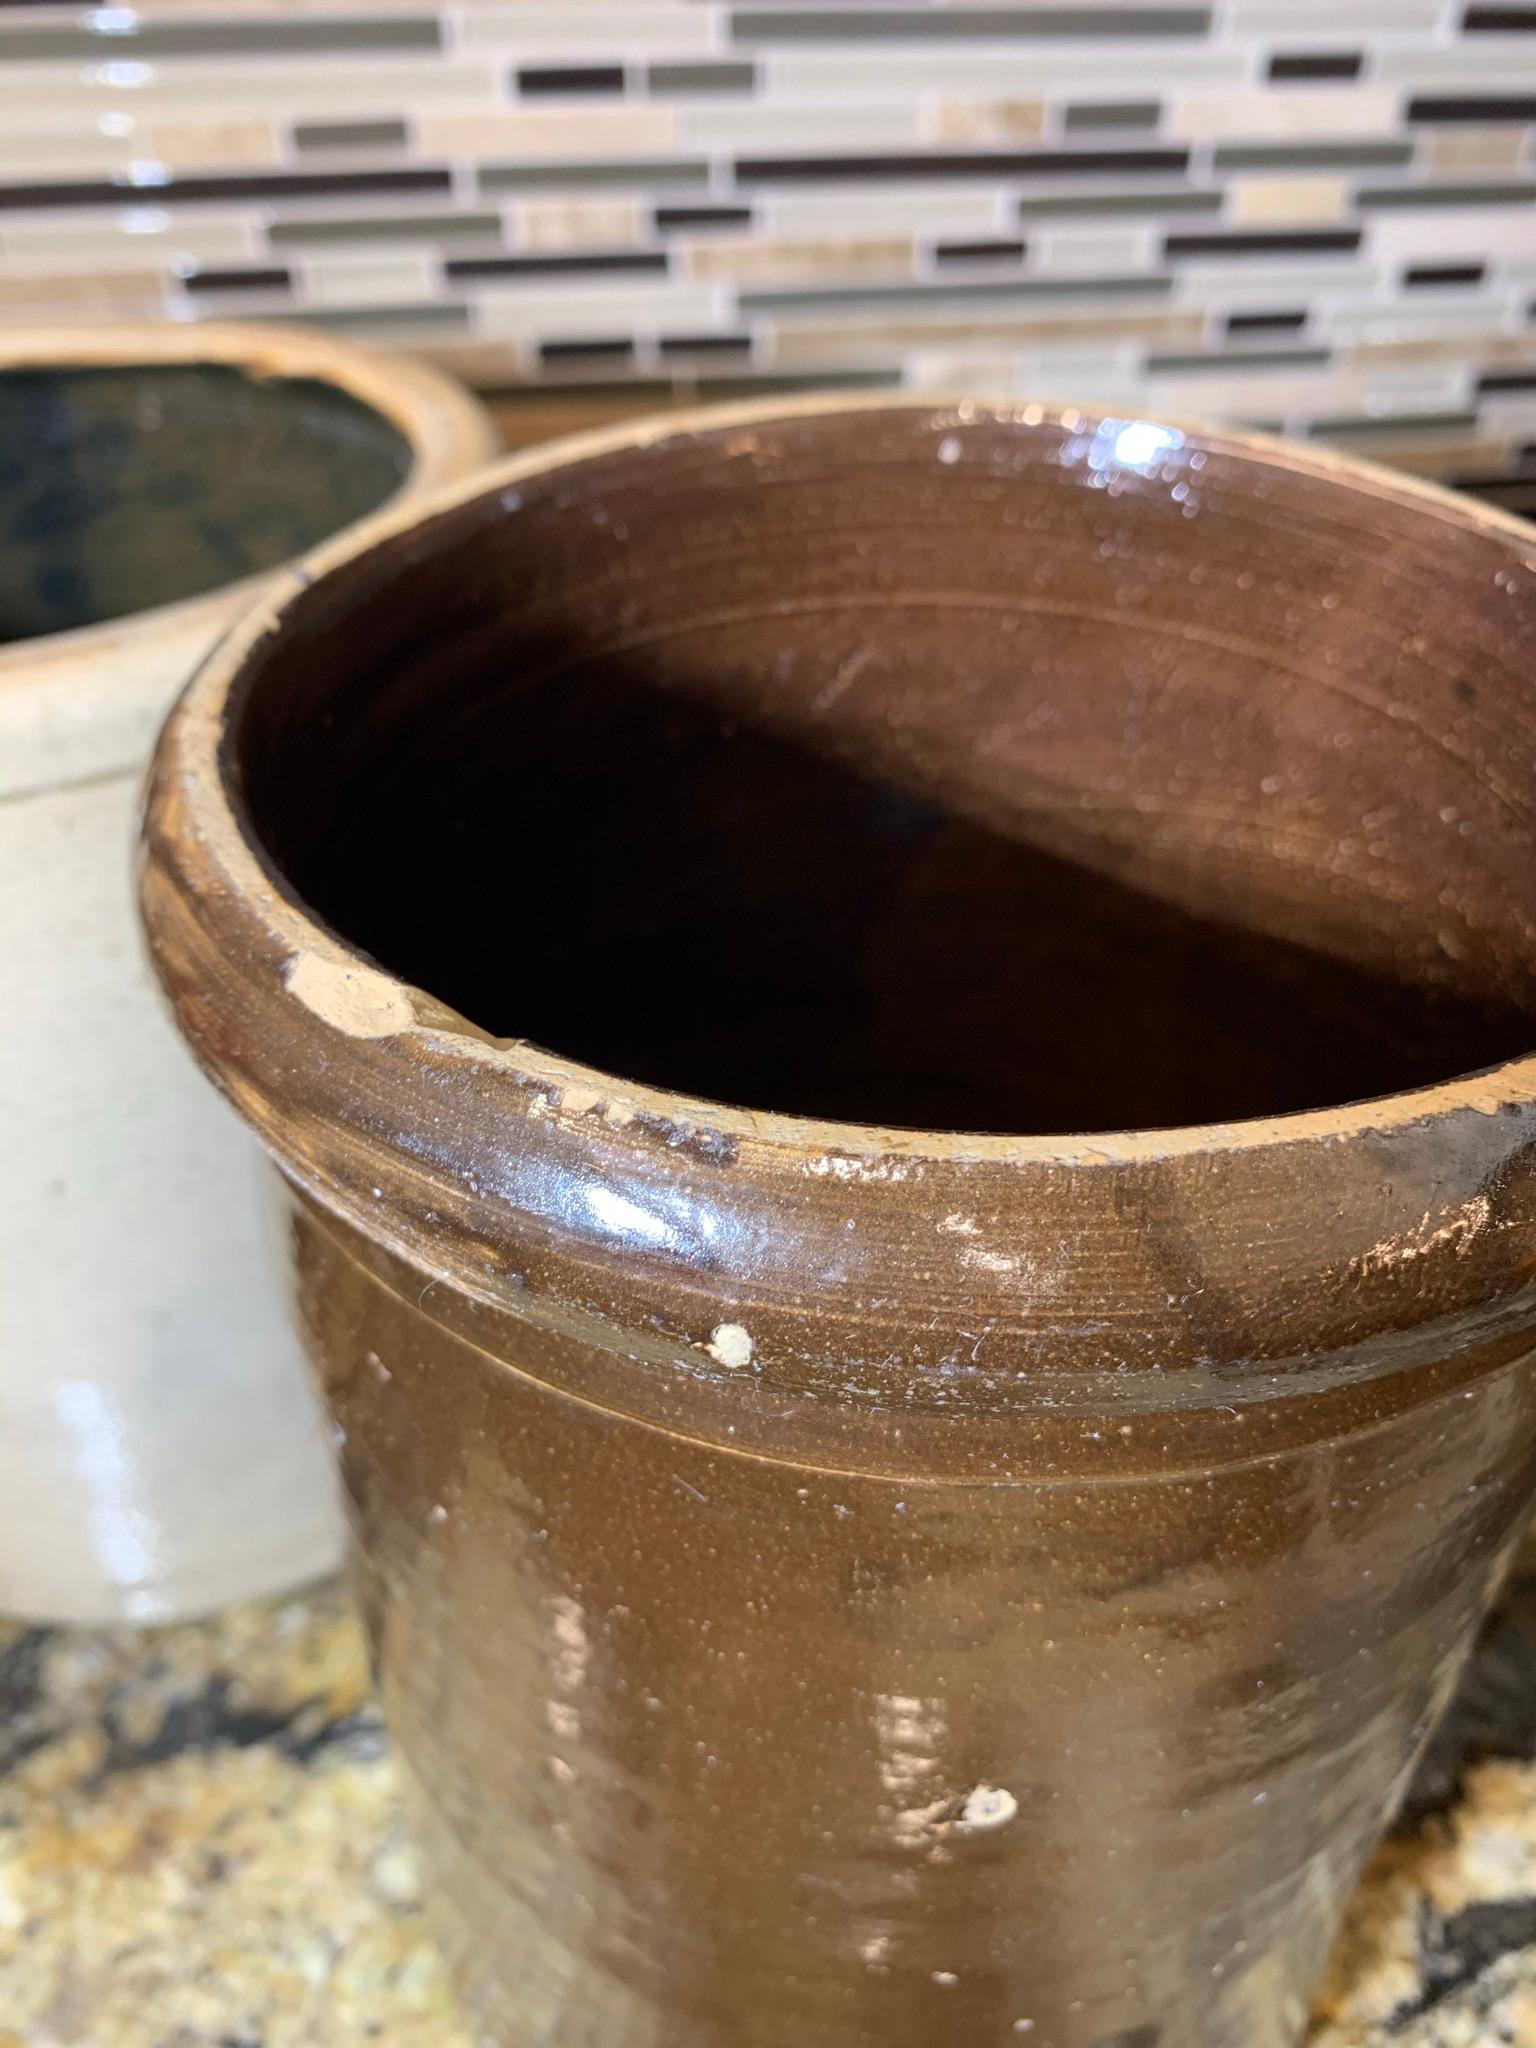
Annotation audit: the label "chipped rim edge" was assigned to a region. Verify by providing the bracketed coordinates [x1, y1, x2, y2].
[165, 389, 1536, 1171]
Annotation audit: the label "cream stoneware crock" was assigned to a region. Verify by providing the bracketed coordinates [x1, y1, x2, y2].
[142, 397, 1536, 2045]
[0, 323, 496, 1624]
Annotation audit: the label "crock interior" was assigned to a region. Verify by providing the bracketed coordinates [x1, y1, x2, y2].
[226, 405, 1536, 1136]
[0, 359, 412, 643]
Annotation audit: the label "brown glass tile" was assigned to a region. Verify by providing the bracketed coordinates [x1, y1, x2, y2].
[518, 66, 628, 97]
[1268, 52, 1364, 80]
[1226, 309, 1309, 332]
[736, 148, 1190, 182]
[731, 9, 1212, 40]
[446, 251, 668, 280]
[540, 338, 635, 361]
[659, 334, 753, 354]
[1463, 5, 1536, 25]
[1165, 227, 1362, 255]
[1408, 94, 1536, 120]
[1405, 261, 1488, 285]
[655, 204, 754, 230]
[1478, 367, 1536, 390]
[0, 167, 449, 213]
[934, 239, 1028, 262]
[181, 264, 293, 294]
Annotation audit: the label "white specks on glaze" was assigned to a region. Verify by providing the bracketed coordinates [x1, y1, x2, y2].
[707, 1322, 754, 1369]
[1351, 1195, 1491, 1279]
[804, 1153, 912, 1184]
[427, 1503, 448, 1525]
[956, 1783, 1017, 1832]
[937, 434, 962, 465]
[940, 1212, 981, 1237]
[283, 954, 415, 1039]
[932, 1970, 959, 1987]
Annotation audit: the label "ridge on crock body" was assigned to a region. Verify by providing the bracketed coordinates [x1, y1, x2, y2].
[0, 324, 497, 1624]
[140, 398, 1536, 2047]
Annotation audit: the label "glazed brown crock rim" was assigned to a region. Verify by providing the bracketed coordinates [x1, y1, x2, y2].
[164, 390, 1536, 1171]
[0, 319, 497, 687]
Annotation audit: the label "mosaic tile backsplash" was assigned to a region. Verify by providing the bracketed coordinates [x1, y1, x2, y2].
[1, 0, 1535, 501]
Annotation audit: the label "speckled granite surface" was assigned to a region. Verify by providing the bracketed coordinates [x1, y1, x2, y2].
[5, 1577, 1536, 2048]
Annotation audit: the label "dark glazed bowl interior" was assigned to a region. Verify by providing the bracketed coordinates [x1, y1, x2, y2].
[0, 360, 412, 644]
[226, 404, 1536, 1138]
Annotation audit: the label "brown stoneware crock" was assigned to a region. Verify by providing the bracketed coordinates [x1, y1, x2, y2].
[140, 398, 1536, 2048]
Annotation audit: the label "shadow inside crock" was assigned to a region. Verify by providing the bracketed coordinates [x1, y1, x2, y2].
[0, 360, 412, 643]
[224, 410, 1536, 1139]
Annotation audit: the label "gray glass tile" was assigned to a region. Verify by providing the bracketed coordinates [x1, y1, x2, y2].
[1310, 409, 1478, 433]
[0, 16, 440, 59]
[292, 120, 410, 154]
[1147, 346, 1332, 371]
[1017, 189, 1219, 216]
[1063, 102, 1163, 130]
[649, 61, 757, 93]
[480, 160, 709, 192]
[740, 274, 1171, 312]
[269, 212, 502, 248]
[275, 301, 471, 332]
[1357, 180, 1536, 205]
[732, 9, 1211, 41]
[1213, 142, 1413, 169]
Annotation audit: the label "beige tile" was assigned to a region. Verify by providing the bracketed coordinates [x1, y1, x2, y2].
[0, 58, 498, 112]
[147, 117, 280, 167]
[1034, 227, 1154, 273]
[769, 307, 1205, 362]
[0, 211, 261, 267]
[1364, 207, 1536, 262]
[925, 99, 1046, 145]
[452, 8, 715, 52]
[1427, 129, 1529, 173]
[1230, 0, 1441, 22]
[416, 105, 674, 157]
[767, 49, 1249, 94]
[1171, 89, 1398, 139]
[905, 348, 1034, 393]
[300, 252, 435, 305]
[0, 120, 141, 171]
[0, 299, 172, 328]
[1353, 436, 1511, 475]
[684, 235, 914, 283]
[1142, 365, 1369, 418]
[1330, 306, 1515, 350]
[0, 267, 168, 307]
[680, 101, 917, 149]
[766, 191, 1004, 236]
[1230, 177, 1349, 225]
[1375, 42, 1536, 82]
[515, 198, 644, 249]
[472, 281, 720, 337]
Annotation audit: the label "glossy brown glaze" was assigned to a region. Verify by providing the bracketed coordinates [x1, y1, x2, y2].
[139, 399, 1536, 2048]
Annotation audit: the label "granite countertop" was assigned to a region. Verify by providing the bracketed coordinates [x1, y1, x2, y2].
[5, 1577, 1536, 2048]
